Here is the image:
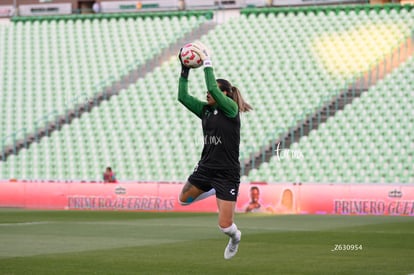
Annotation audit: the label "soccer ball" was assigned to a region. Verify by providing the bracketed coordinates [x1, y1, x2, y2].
[180, 43, 203, 69]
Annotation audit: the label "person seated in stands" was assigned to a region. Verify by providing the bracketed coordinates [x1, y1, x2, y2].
[103, 167, 116, 183]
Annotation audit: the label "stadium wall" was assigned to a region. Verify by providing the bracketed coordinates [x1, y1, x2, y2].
[0, 5, 14, 17]
[0, 181, 413, 216]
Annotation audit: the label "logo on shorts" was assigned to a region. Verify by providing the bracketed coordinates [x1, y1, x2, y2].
[229, 189, 236, 196]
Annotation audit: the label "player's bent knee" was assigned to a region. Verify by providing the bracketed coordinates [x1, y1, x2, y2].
[178, 195, 194, 206]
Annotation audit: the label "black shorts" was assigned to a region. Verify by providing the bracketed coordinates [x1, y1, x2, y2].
[187, 165, 240, 202]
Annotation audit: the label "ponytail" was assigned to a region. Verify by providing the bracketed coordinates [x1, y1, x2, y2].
[217, 78, 252, 113]
[231, 86, 253, 113]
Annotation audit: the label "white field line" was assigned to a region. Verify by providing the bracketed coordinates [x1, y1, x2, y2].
[0, 221, 54, 226]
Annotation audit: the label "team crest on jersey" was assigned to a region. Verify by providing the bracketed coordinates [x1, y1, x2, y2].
[214, 109, 218, 115]
[205, 109, 211, 118]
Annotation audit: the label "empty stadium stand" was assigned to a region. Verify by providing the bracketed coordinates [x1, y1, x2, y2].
[1, 5, 413, 184]
[249, 55, 414, 183]
[1, 11, 211, 158]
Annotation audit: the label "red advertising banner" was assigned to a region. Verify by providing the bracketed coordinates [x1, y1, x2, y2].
[0, 181, 413, 216]
[238, 183, 414, 216]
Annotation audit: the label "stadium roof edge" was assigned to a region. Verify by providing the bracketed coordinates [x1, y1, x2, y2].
[240, 3, 414, 16]
[10, 10, 214, 23]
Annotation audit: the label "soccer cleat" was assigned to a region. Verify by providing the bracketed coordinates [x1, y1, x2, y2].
[224, 230, 241, 260]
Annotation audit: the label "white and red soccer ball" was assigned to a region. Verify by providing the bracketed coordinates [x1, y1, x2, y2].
[180, 43, 203, 69]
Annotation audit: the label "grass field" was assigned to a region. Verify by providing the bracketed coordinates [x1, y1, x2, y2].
[0, 209, 413, 275]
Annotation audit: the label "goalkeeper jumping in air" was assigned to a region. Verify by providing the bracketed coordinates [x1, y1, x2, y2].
[177, 42, 252, 260]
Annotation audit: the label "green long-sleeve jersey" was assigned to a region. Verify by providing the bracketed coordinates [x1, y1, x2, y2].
[178, 67, 240, 170]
